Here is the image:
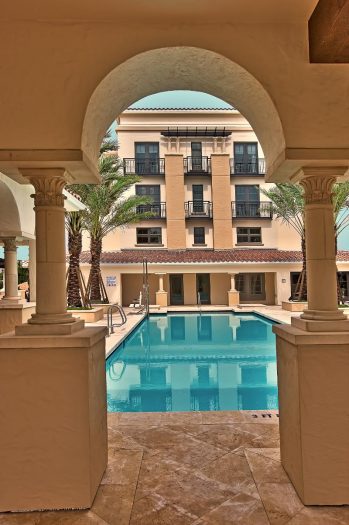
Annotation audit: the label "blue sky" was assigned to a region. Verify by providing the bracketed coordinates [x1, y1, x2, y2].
[130, 90, 232, 109]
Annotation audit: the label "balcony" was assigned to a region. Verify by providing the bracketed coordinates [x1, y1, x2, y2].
[184, 156, 211, 176]
[185, 201, 213, 219]
[136, 202, 166, 219]
[232, 201, 273, 219]
[123, 158, 165, 176]
[230, 158, 265, 176]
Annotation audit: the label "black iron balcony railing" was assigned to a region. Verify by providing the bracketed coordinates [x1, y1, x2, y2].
[136, 202, 166, 219]
[232, 201, 273, 219]
[230, 158, 265, 176]
[184, 156, 211, 175]
[123, 158, 165, 176]
[185, 201, 213, 219]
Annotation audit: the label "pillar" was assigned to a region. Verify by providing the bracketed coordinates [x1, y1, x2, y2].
[228, 272, 240, 306]
[1, 237, 19, 302]
[211, 154, 233, 249]
[28, 239, 36, 302]
[274, 167, 349, 505]
[295, 168, 347, 327]
[0, 168, 107, 512]
[165, 154, 186, 249]
[155, 272, 168, 307]
[17, 169, 76, 330]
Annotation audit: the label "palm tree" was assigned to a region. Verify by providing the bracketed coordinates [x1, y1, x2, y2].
[70, 153, 152, 303]
[262, 182, 349, 301]
[66, 211, 84, 307]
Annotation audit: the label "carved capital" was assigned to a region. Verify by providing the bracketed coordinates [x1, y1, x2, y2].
[3, 237, 17, 252]
[29, 174, 67, 207]
[300, 175, 336, 205]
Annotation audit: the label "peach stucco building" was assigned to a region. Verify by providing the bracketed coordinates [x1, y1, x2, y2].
[81, 108, 349, 307]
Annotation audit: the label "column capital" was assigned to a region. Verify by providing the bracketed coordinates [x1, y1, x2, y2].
[3, 237, 17, 252]
[20, 168, 67, 208]
[300, 173, 336, 205]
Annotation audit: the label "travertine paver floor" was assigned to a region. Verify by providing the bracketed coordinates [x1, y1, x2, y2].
[1, 411, 349, 524]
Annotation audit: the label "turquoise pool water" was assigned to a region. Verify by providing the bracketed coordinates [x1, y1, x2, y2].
[106, 313, 278, 413]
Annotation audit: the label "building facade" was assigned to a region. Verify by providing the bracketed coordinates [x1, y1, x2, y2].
[81, 108, 349, 307]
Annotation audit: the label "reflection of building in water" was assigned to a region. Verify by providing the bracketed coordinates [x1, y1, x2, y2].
[106, 314, 278, 412]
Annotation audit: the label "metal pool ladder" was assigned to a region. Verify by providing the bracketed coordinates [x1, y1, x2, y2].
[197, 291, 202, 315]
[107, 304, 127, 335]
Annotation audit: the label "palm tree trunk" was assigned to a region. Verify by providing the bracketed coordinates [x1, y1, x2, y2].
[89, 236, 103, 302]
[67, 230, 82, 307]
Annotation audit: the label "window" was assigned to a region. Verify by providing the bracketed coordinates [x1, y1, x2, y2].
[194, 227, 205, 245]
[236, 227, 262, 244]
[136, 227, 162, 245]
[235, 185, 260, 217]
[134, 143, 160, 174]
[234, 142, 258, 174]
[135, 185, 160, 202]
[235, 185, 259, 202]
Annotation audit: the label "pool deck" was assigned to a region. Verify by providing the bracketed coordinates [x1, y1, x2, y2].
[2, 410, 349, 524]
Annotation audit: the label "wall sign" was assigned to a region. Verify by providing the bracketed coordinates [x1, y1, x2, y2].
[106, 276, 117, 287]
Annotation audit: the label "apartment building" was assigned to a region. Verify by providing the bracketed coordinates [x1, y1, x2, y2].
[81, 108, 349, 306]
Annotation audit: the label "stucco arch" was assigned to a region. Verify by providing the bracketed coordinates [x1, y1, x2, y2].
[0, 179, 21, 238]
[82, 47, 285, 174]
[0, 175, 35, 240]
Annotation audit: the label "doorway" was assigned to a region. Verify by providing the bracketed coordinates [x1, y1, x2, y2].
[170, 274, 184, 305]
[191, 142, 203, 171]
[234, 142, 258, 174]
[235, 273, 266, 302]
[196, 273, 211, 304]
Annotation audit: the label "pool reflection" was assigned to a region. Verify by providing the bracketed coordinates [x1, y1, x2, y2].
[106, 314, 278, 412]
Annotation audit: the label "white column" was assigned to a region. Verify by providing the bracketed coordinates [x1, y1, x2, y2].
[1, 238, 19, 302]
[157, 273, 165, 292]
[28, 239, 36, 302]
[21, 169, 75, 325]
[299, 168, 347, 323]
[229, 273, 237, 292]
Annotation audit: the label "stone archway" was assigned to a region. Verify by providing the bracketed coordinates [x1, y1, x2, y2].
[82, 46, 285, 177]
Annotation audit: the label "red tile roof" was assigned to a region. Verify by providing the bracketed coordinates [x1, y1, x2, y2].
[79, 249, 349, 265]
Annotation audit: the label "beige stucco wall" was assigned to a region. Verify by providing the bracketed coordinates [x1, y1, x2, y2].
[183, 274, 197, 305]
[186, 222, 213, 249]
[210, 273, 231, 305]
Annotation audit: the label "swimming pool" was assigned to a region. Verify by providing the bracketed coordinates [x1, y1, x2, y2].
[106, 312, 278, 412]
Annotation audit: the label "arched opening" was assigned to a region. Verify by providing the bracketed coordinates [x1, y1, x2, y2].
[82, 47, 285, 178]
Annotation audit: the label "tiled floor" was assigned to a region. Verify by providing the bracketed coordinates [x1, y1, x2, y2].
[1, 411, 349, 525]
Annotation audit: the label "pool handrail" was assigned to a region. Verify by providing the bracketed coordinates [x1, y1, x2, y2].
[107, 304, 127, 335]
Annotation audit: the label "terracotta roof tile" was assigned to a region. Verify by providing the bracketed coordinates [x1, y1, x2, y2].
[79, 249, 349, 265]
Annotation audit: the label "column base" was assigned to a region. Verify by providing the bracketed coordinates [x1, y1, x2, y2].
[28, 311, 77, 325]
[301, 308, 347, 322]
[228, 290, 240, 307]
[292, 315, 349, 332]
[16, 317, 85, 336]
[273, 322, 349, 505]
[156, 291, 168, 307]
[0, 325, 108, 511]
[1, 297, 22, 304]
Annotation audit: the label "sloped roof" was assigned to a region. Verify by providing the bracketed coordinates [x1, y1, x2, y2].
[79, 249, 349, 265]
